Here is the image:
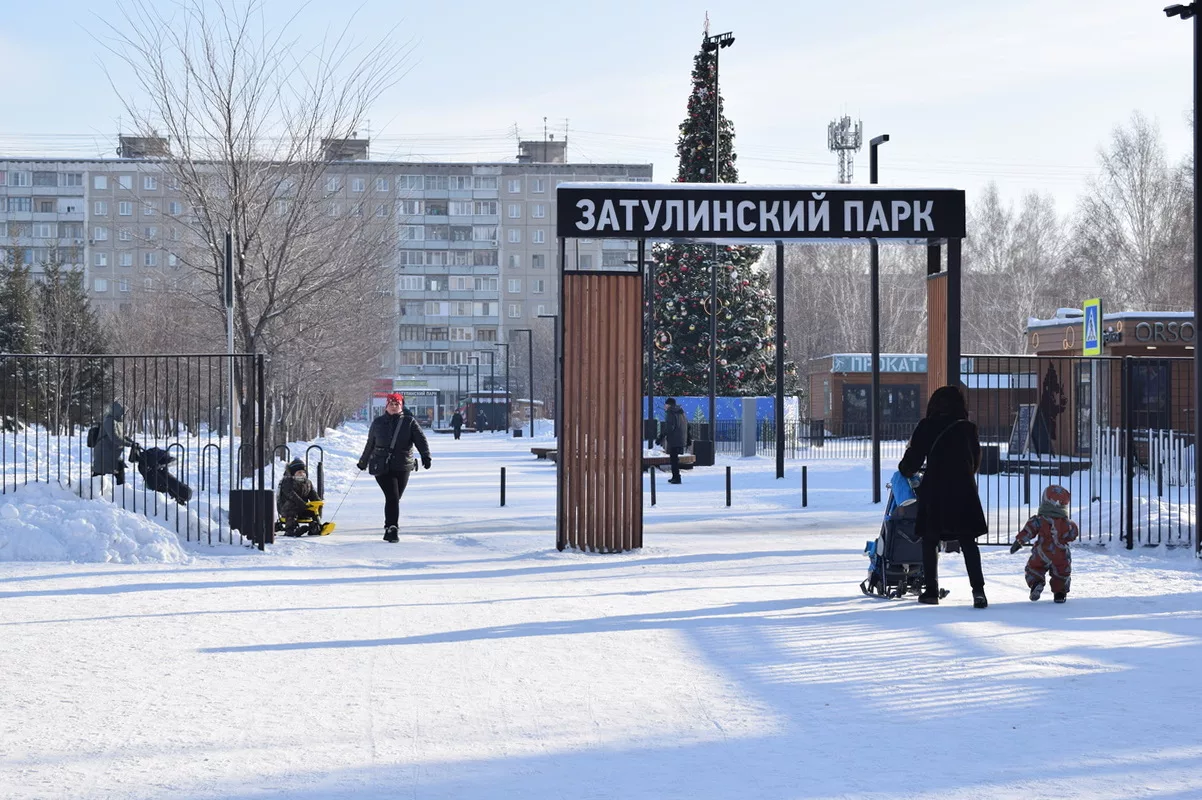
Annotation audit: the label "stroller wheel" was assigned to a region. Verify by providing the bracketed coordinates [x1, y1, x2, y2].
[938, 589, 950, 599]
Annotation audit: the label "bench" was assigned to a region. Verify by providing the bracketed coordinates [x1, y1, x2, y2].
[531, 447, 557, 460]
[644, 453, 696, 471]
[434, 427, 477, 434]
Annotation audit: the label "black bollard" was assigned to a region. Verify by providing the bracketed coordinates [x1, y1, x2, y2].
[725, 465, 731, 507]
[650, 466, 656, 506]
[500, 466, 506, 507]
[802, 465, 808, 508]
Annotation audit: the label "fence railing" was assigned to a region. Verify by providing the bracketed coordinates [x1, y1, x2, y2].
[0, 353, 270, 548]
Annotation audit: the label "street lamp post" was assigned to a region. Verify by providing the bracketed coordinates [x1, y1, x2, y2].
[477, 351, 496, 431]
[702, 29, 735, 441]
[869, 133, 890, 504]
[1164, 2, 1200, 554]
[469, 356, 480, 428]
[515, 328, 534, 439]
[537, 313, 559, 437]
[496, 342, 511, 431]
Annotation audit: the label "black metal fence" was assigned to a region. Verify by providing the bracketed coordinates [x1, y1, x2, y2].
[963, 355, 1194, 550]
[707, 418, 912, 460]
[0, 353, 271, 549]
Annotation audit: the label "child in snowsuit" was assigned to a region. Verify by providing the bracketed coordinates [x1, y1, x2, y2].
[277, 459, 320, 537]
[1010, 484, 1079, 603]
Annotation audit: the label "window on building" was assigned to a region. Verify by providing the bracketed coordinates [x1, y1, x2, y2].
[425, 175, 448, 190]
[36, 199, 54, 213]
[425, 225, 449, 241]
[533, 279, 545, 294]
[508, 204, 521, 219]
[426, 201, 447, 216]
[537, 304, 549, 316]
[92, 226, 108, 241]
[399, 325, 423, 341]
[473, 176, 498, 190]
[448, 201, 473, 216]
[93, 201, 108, 216]
[143, 226, 157, 240]
[450, 176, 472, 190]
[118, 251, 132, 267]
[400, 225, 424, 241]
[32, 223, 55, 238]
[351, 178, 365, 192]
[94, 252, 108, 267]
[506, 228, 523, 244]
[397, 199, 422, 216]
[399, 352, 423, 366]
[473, 301, 495, 316]
[375, 177, 389, 192]
[477, 328, 497, 342]
[507, 178, 521, 193]
[531, 178, 545, 193]
[400, 276, 424, 291]
[119, 279, 130, 293]
[168, 253, 178, 267]
[60, 173, 83, 187]
[118, 228, 132, 241]
[507, 253, 521, 269]
[144, 252, 157, 267]
[474, 201, 498, 215]
[118, 201, 133, 216]
[424, 301, 445, 316]
[449, 276, 470, 291]
[426, 352, 450, 366]
[7, 197, 31, 212]
[450, 327, 473, 341]
[33, 171, 57, 187]
[531, 254, 546, 269]
[142, 202, 156, 216]
[375, 203, 388, 217]
[326, 176, 340, 192]
[427, 251, 448, 266]
[508, 303, 522, 318]
[399, 175, 424, 191]
[578, 254, 593, 270]
[473, 226, 497, 242]
[452, 250, 470, 266]
[119, 175, 132, 190]
[143, 176, 157, 190]
[426, 326, 449, 341]
[532, 204, 546, 218]
[532, 230, 545, 244]
[474, 276, 497, 291]
[473, 250, 498, 266]
[508, 279, 521, 294]
[168, 201, 182, 215]
[451, 301, 473, 316]
[94, 278, 108, 292]
[401, 301, 424, 317]
[9, 171, 31, 187]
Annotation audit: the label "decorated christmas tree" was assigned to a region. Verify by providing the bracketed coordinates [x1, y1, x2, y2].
[651, 31, 791, 397]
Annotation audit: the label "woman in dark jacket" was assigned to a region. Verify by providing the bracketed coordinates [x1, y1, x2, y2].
[898, 384, 989, 608]
[357, 393, 432, 542]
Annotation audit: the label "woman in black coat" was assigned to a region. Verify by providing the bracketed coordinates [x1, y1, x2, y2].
[357, 394, 432, 542]
[898, 384, 989, 608]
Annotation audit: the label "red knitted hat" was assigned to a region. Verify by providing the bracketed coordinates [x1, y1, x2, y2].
[386, 393, 404, 405]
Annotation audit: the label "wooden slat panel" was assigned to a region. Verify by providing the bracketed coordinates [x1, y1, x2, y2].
[559, 272, 643, 552]
[927, 272, 948, 398]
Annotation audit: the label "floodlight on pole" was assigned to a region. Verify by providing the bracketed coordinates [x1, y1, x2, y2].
[703, 28, 734, 441]
[868, 133, 890, 504]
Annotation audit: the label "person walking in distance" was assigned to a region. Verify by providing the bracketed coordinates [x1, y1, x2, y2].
[898, 384, 990, 608]
[357, 393, 432, 542]
[450, 409, 464, 440]
[660, 398, 690, 485]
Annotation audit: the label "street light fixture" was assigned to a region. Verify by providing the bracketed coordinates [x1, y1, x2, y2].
[702, 28, 734, 447]
[1163, 1, 1199, 554]
[477, 351, 496, 430]
[537, 313, 559, 436]
[514, 328, 535, 439]
[495, 342, 511, 431]
[869, 133, 890, 504]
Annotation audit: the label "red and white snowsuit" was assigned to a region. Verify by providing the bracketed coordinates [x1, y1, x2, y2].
[1014, 513, 1078, 594]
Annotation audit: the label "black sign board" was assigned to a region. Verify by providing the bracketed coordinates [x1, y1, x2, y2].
[1008, 404, 1037, 456]
[556, 183, 967, 241]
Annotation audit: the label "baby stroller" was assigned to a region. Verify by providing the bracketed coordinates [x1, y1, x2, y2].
[274, 499, 335, 537]
[860, 470, 949, 599]
[128, 442, 193, 505]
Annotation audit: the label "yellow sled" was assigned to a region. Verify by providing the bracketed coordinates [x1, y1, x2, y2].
[275, 499, 335, 537]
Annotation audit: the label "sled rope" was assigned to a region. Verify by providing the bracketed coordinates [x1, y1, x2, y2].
[326, 467, 362, 523]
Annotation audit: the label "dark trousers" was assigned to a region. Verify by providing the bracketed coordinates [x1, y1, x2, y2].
[668, 446, 684, 480]
[453, 427, 462, 440]
[922, 534, 984, 593]
[374, 468, 411, 528]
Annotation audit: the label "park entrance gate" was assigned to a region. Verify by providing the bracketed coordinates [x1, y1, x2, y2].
[554, 183, 967, 552]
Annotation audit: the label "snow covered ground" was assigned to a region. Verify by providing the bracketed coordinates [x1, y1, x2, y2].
[2, 424, 1201, 799]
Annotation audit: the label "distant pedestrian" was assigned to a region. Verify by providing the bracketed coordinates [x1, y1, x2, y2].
[90, 401, 129, 487]
[1011, 484, 1078, 603]
[357, 393, 432, 542]
[898, 384, 989, 608]
[660, 398, 690, 484]
[477, 408, 489, 432]
[450, 410, 464, 440]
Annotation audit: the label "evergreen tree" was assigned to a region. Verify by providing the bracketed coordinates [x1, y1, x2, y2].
[36, 258, 110, 431]
[0, 248, 42, 425]
[652, 33, 792, 396]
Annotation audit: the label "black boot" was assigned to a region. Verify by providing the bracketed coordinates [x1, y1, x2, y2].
[383, 525, 399, 543]
[973, 589, 988, 609]
[1053, 592, 1067, 603]
[917, 588, 940, 605]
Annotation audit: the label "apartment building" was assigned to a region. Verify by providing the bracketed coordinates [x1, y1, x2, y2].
[0, 136, 652, 422]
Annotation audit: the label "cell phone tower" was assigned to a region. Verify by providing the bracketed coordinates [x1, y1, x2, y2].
[827, 115, 863, 184]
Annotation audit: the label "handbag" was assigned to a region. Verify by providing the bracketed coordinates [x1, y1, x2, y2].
[368, 416, 408, 476]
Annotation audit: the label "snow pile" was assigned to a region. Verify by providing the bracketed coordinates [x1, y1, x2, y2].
[0, 482, 191, 564]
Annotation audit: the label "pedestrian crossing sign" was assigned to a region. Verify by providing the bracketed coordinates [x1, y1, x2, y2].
[1083, 298, 1102, 355]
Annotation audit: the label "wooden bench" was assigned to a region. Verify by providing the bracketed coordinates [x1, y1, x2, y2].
[531, 447, 557, 461]
[433, 427, 477, 434]
[644, 453, 696, 471]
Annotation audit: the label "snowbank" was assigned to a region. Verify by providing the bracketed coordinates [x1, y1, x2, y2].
[0, 482, 191, 564]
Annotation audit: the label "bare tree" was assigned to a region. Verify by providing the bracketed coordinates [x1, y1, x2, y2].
[99, 0, 411, 463]
[1069, 112, 1191, 311]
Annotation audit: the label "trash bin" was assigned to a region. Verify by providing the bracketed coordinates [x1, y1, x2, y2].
[513, 428, 523, 438]
[692, 439, 715, 467]
[643, 418, 659, 444]
[979, 444, 1000, 475]
[809, 419, 825, 448]
[229, 489, 276, 546]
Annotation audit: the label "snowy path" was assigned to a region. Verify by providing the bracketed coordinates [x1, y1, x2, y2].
[2, 428, 1202, 799]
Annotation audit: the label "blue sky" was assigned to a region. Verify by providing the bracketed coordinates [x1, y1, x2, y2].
[0, 0, 1193, 214]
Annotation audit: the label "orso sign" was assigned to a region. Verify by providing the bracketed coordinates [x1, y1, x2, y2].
[1133, 321, 1195, 344]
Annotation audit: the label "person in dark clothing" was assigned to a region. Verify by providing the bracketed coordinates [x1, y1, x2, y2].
[90, 401, 128, 485]
[660, 398, 690, 484]
[357, 393, 432, 542]
[277, 459, 320, 537]
[477, 408, 489, 432]
[450, 410, 464, 440]
[898, 384, 990, 608]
